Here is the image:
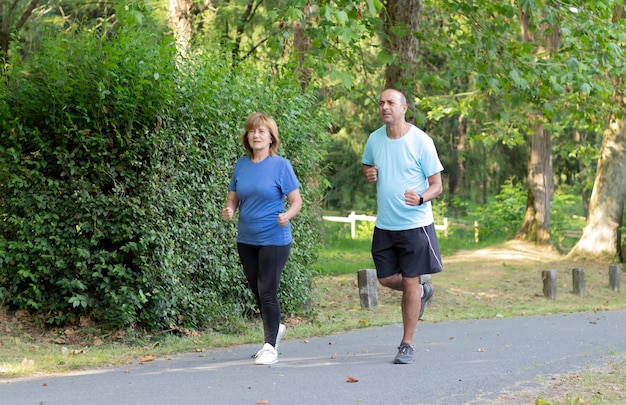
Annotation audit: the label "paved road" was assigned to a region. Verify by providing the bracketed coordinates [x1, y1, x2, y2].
[2, 310, 625, 405]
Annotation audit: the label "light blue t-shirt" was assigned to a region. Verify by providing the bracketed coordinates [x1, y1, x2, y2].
[228, 155, 301, 245]
[362, 124, 444, 231]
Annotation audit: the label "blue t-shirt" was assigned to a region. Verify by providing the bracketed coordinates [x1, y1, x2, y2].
[362, 125, 444, 230]
[228, 155, 301, 245]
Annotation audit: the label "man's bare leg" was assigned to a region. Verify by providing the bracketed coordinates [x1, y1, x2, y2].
[379, 275, 422, 345]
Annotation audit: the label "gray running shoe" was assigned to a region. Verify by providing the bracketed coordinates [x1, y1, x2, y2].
[393, 342, 415, 364]
[419, 282, 434, 320]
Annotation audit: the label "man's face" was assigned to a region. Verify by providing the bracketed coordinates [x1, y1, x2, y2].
[378, 90, 406, 125]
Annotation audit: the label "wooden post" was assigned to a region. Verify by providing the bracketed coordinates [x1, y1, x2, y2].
[609, 264, 622, 293]
[474, 221, 479, 243]
[358, 269, 378, 309]
[572, 268, 585, 297]
[542, 269, 557, 299]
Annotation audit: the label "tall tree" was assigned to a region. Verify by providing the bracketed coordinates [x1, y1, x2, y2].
[568, 1, 626, 261]
[516, 2, 560, 245]
[380, 0, 422, 122]
[168, 0, 194, 55]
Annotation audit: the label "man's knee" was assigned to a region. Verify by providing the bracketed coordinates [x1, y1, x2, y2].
[378, 274, 404, 290]
[401, 276, 420, 292]
[378, 276, 395, 288]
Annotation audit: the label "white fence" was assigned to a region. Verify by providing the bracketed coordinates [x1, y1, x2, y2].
[322, 211, 450, 239]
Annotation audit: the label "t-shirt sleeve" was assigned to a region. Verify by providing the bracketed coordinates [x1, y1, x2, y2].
[279, 159, 301, 195]
[422, 138, 444, 177]
[362, 137, 374, 166]
[227, 159, 241, 192]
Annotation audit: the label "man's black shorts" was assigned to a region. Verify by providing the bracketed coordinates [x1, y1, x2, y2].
[372, 223, 443, 279]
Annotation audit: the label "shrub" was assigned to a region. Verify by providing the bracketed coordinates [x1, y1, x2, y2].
[0, 23, 328, 329]
[472, 178, 526, 241]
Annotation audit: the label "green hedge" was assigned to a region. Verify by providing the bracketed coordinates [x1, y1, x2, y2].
[0, 24, 328, 330]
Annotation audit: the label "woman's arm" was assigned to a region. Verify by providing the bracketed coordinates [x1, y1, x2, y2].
[221, 191, 239, 221]
[278, 189, 302, 226]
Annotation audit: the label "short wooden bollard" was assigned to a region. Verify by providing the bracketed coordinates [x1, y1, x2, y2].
[542, 269, 557, 299]
[572, 268, 585, 297]
[358, 268, 378, 309]
[609, 264, 622, 293]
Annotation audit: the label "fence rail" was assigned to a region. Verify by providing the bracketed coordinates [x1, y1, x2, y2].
[323, 213, 587, 244]
[322, 211, 451, 239]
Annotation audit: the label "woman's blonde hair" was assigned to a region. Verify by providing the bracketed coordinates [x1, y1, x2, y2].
[240, 113, 280, 157]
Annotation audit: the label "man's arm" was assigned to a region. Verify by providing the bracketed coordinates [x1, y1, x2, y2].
[362, 164, 378, 183]
[404, 172, 443, 206]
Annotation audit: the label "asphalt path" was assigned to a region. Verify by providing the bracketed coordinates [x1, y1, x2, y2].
[2, 310, 626, 405]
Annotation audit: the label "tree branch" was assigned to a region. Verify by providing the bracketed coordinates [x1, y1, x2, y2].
[14, 0, 40, 33]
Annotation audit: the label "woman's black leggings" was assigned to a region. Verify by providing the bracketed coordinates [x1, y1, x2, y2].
[237, 243, 291, 347]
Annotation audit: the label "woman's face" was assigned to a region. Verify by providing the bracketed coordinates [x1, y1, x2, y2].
[247, 125, 273, 153]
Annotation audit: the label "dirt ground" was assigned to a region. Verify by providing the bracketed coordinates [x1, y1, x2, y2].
[446, 240, 626, 404]
[490, 355, 626, 404]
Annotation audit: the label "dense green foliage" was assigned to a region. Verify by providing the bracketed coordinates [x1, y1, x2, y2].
[0, 0, 624, 331]
[321, 1, 622, 211]
[0, 21, 329, 329]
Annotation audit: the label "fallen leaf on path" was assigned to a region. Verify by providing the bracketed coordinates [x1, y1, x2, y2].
[256, 400, 269, 404]
[346, 376, 359, 383]
[140, 355, 155, 363]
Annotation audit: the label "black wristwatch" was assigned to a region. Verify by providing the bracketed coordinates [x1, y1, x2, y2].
[418, 194, 424, 206]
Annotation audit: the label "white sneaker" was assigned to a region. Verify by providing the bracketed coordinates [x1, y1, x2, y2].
[254, 324, 286, 358]
[254, 343, 278, 365]
[276, 323, 286, 350]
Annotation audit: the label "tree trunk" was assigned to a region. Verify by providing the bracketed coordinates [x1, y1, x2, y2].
[568, 105, 626, 261]
[567, 1, 626, 261]
[516, 3, 559, 245]
[168, 0, 194, 55]
[292, 20, 312, 91]
[517, 124, 553, 244]
[449, 115, 467, 196]
[381, 0, 422, 122]
[0, 0, 40, 58]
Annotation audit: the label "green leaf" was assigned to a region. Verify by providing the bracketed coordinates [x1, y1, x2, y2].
[329, 70, 353, 89]
[579, 83, 592, 95]
[566, 58, 579, 71]
[285, 6, 303, 20]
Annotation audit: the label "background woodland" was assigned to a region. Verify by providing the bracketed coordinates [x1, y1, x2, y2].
[0, 0, 624, 330]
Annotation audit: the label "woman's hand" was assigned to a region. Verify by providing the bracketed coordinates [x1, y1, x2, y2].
[277, 212, 290, 227]
[222, 207, 234, 221]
